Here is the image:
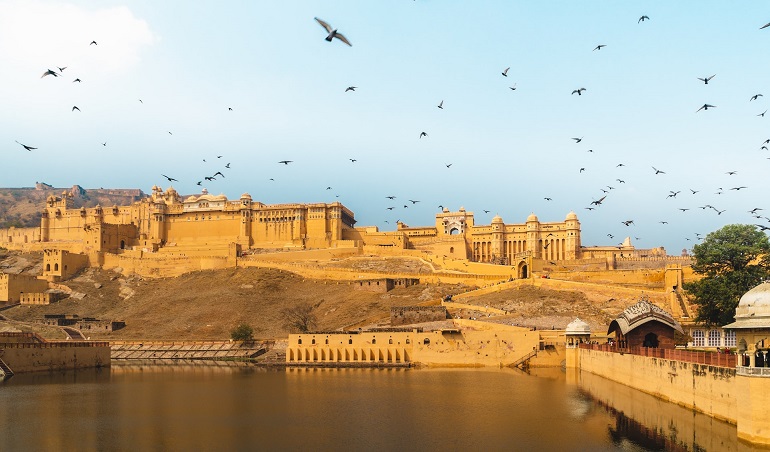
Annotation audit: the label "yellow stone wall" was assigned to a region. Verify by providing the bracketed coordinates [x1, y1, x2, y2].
[42, 249, 89, 281]
[579, 348, 737, 424]
[0, 273, 49, 303]
[735, 374, 770, 445]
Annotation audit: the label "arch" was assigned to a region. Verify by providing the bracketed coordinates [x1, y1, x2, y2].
[449, 228, 459, 235]
[45, 263, 51, 272]
[423, 338, 431, 345]
[54, 263, 59, 271]
[449, 246, 455, 253]
[643, 332, 659, 348]
[517, 261, 528, 279]
[288, 349, 295, 362]
[120, 240, 125, 250]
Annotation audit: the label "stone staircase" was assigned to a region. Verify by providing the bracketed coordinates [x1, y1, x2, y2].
[0, 357, 14, 379]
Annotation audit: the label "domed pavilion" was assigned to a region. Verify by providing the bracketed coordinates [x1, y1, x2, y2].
[724, 281, 770, 370]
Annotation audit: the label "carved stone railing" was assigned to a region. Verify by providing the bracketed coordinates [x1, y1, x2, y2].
[737, 366, 770, 377]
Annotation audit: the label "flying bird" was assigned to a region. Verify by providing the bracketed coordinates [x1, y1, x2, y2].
[15, 140, 37, 151]
[544, 197, 552, 201]
[57, 66, 67, 72]
[89, 40, 97, 45]
[349, 159, 357, 163]
[750, 94, 763, 101]
[213, 171, 225, 178]
[571, 88, 587, 95]
[225, 163, 231, 168]
[760, 22, 770, 30]
[652, 166, 665, 174]
[72, 106, 80, 112]
[73, 78, 81, 83]
[278, 160, 293, 165]
[622, 220, 634, 226]
[161, 174, 177, 182]
[409, 200, 420, 204]
[315, 17, 352, 46]
[593, 45, 606, 51]
[419, 132, 428, 139]
[502, 67, 510, 77]
[697, 75, 716, 84]
[345, 86, 356, 92]
[509, 84, 517, 91]
[696, 104, 716, 112]
[445, 164, 452, 168]
[386, 196, 396, 199]
[437, 100, 444, 109]
[759, 110, 767, 117]
[726, 171, 737, 175]
[41, 69, 59, 78]
[579, 168, 585, 173]
[638, 15, 649, 23]
[591, 196, 606, 206]
[572, 137, 583, 143]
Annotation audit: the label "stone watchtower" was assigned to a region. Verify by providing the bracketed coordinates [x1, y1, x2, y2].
[526, 213, 540, 259]
[491, 214, 505, 263]
[564, 211, 581, 260]
[238, 193, 253, 247]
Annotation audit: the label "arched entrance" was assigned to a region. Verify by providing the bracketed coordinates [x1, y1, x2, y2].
[517, 261, 528, 279]
[643, 332, 659, 348]
[120, 240, 125, 250]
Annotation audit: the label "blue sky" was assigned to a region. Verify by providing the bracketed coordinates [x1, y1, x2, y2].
[2, 1, 770, 254]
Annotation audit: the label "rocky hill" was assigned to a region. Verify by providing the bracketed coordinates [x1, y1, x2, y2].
[0, 184, 144, 228]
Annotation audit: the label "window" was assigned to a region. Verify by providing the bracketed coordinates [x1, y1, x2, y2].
[692, 330, 705, 347]
[724, 330, 736, 347]
[298, 338, 302, 345]
[708, 330, 721, 347]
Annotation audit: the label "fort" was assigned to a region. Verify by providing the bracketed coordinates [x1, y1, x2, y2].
[3, 185, 769, 444]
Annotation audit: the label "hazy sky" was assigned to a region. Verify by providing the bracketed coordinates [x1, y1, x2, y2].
[2, 1, 770, 254]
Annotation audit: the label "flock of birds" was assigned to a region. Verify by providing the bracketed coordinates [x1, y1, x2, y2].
[13, 11, 770, 253]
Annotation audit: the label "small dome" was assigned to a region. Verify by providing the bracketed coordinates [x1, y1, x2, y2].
[565, 211, 578, 221]
[459, 206, 465, 212]
[184, 196, 199, 203]
[566, 318, 591, 335]
[725, 281, 770, 329]
[492, 214, 503, 223]
[443, 207, 449, 213]
[526, 213, 539, 222]
[240, 193, 252, 200]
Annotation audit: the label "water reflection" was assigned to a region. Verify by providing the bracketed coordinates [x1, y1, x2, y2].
[0, 364, 750, 451]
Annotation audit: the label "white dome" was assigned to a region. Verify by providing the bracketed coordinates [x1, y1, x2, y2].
[725, 281, 770, 329]
[566, 318, 590, 335]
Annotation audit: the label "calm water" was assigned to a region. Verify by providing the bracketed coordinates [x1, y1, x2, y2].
[0, 363, 746, 451]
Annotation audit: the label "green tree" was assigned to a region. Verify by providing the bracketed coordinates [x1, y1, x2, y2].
[230, 323, 254, 341]
[684, 224, 770, 326]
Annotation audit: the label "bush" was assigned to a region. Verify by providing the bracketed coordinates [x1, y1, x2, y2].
[230, 323, 254, 341]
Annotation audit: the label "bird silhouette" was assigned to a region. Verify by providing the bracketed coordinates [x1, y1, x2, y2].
[72, 106, 80, 112]
[617, 179, 625, 183]
[161, 174, 177, 182]
[213, 171, 224, 178]
[15, 140, 36, 151]
[484, 210, 490, 214]
[697, 75, 716, 84]
[509, 84, 517, 91]
[90, 40, 97, 45]
[726, 171, 737, 175]
[760, 22, 770, 30]
[591, 196, 606, 205]
[419, 132, 428, 139]
[438, 100, 444, 109]
[196, 181, 202, 186]
[544, 197, 552, 201]
[409, 200, 420, 204]
[571, 88, 587, 95]
[228, 107, 233, 111]
[622, 220, 634, 226]
[696, 104, 716, 112]
[652, 166, 665, 174]
[593, 45, 606, 51]
[690, 189, 699, 194]
[638, 15, 649, 23]
[315, 18, 352, 46]
[759, 110, 767, 117]
[751, 94, 763, 101]
[326, 186, 332, 190]
[502, 67, 510, 77]
[659, 221, 668, 224]
[572, 137, 583, 143]
[616, 163, 625, 167]
[445, 164, 452, 168]
[101, 142, 106, 146]
[579, 168, 585, 173]
[386, 196, 396, 200]
[225, 163, 231, 168]
[41, 69, 59, 78]
[279, 160, 292, 165]
[349, 159, 357, 163]
[345, 86, 356, 92]
[387, 207, 395, 210]
[679, 208, 690, 212]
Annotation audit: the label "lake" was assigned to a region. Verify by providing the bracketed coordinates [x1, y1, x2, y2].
[0, 363, 747, 451]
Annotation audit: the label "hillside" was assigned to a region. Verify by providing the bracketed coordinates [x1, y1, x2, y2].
[0, 184, 144, 228]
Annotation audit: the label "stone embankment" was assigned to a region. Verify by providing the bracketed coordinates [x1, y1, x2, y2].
[110, 340, 271, 360]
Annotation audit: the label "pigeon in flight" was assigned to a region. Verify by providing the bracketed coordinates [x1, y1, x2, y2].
[652, 166, 665, 174]
[72, 106, 80, 112]
[593, 45, 606, 51]
[759, 110, 767, 117]
[697, 75, 716, 84]
[349, 159, 357, 163]
[15, 140, 37, 151]
[638, 15, 650, 23]
[572, 137, 583, 143]
[696, 104, 716, 112]
[161, 174, 178, 182]
[502, 67, 510, 77]
[90, 40, 98, 45]
[437, 100, 444, 109]
[315, 18, 352, 46]
[750, 94, 763, 101]
[509, 84, 517, 91]
[571, 88, 587, 95]
[345, 86, 356, 92]
[419, 132, 428, 139]
[760, 22, 770, 29]
[41, 69, 59, 78]
[279, 160, 293, 165]
[73, 78, 82, 83]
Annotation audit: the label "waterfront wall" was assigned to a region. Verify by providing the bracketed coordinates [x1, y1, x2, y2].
[0, 341, 110, 373]
[579, 348, 737, 423]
